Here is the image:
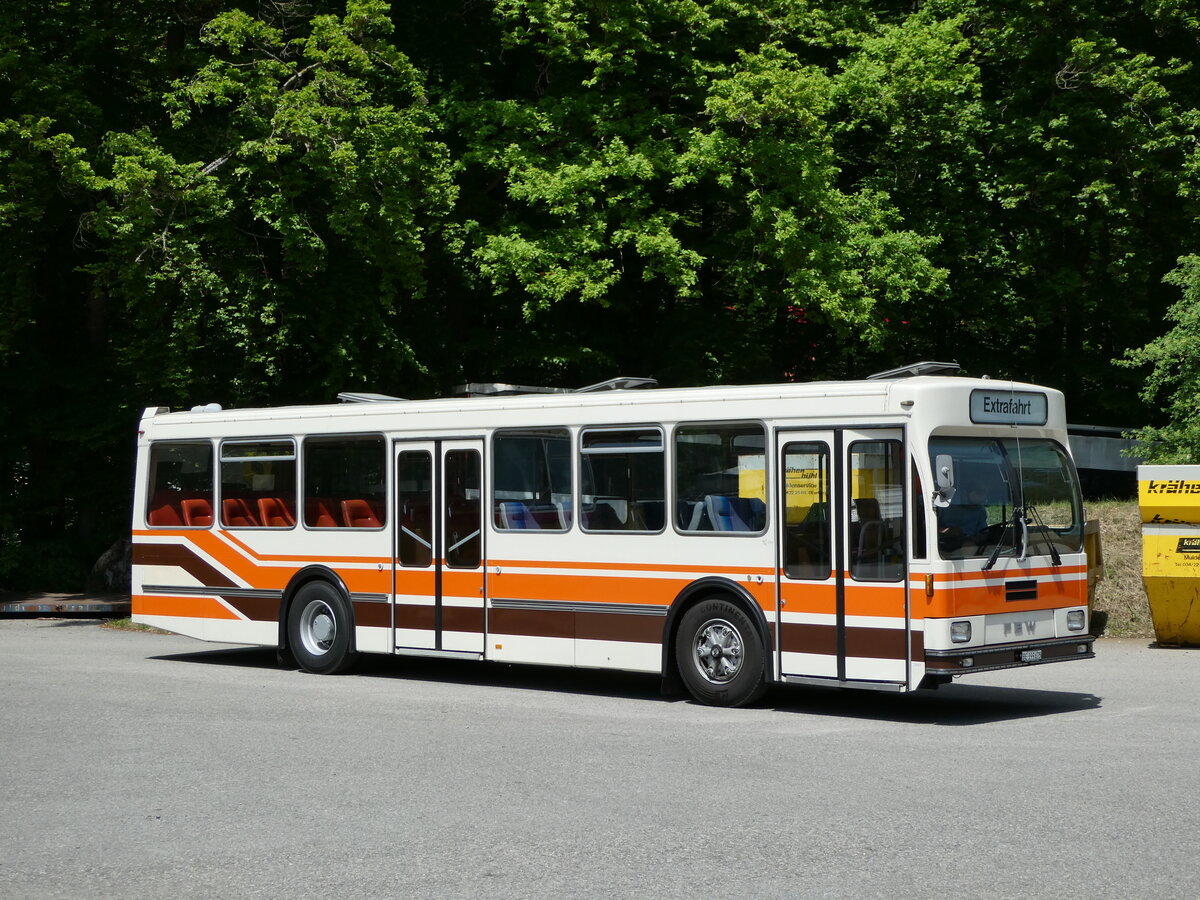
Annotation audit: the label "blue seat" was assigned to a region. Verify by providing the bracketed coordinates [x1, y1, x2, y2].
[705, 495, 750, 531]
[498, 501, 540, 529]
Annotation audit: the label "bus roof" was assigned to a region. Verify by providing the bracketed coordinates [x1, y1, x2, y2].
[141, 374, 1066, 438]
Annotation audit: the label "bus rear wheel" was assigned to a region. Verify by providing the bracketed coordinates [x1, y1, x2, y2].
[675, 598, 767, 707]
[287, 581, 358, 675]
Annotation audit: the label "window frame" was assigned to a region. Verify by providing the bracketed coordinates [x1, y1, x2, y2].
[218, 436, 299, 530]
[780, 438, 833, 581]
[671, 420, 769, 537]
[578, 425, 667, 535]
[491, 427, 574, 533]
[846, 438, 906, 583]
[300, 433, 389, 532]
[145, 440, 215, 530]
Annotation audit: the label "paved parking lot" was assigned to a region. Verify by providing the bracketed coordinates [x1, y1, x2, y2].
[1, 619, 1198, 899]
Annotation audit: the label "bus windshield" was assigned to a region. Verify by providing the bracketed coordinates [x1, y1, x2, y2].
[929, 437, 1082, 561]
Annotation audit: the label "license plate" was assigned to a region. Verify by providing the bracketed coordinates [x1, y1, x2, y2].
[1020, 649, 1043, 662]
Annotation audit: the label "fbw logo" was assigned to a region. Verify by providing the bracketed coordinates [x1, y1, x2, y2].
[1002, 620, 1038, 637]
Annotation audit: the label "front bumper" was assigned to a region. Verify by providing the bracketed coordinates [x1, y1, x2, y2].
[925, 635, 1095, 674]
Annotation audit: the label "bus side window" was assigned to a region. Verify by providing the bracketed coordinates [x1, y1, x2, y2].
[220, 440, 297, 529]
[580, 428, 665, 533]
[493, 429, 572, 532]
[147, 442, 213, 528]
[674, 423, 767, 533]
[303, 436, 387, 529]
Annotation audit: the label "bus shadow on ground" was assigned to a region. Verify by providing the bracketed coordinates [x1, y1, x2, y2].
[766, 681, 1102, 726]
[151, 646, 668, 702]
[151, 645, 1101, 724]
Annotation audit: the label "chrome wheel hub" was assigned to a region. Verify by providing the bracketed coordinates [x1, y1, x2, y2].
[299, 600, 336, 656]
[692, 618, 744, 684]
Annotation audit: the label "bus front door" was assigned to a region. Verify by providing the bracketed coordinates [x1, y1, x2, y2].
[393, 439, 486, 655]
[778, 428, 910, 686]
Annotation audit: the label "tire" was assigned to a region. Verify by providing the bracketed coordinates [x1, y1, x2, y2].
[674, 597, 767, 707]
[287, 581, 358, 675]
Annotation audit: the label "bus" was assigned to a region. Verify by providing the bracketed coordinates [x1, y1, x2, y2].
[131, 363, 1095, 706]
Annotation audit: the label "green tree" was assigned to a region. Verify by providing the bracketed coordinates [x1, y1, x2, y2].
[0, 0, 187, 587]
[4, 0, 1200, 588]
[432, 0, 946, 385]
[1122, 255, 1200, 462]
[836, 1, 1200, 420]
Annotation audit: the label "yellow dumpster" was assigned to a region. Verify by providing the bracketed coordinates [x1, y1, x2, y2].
[1138, 464, 1200, 646]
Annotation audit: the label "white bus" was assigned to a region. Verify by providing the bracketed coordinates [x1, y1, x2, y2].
[132, 364, 1094, 706]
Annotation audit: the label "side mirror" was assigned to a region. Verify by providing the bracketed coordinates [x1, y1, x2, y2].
[933, 454, 956, 508]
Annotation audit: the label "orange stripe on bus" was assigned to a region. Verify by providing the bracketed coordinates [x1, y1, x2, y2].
[489, 570, 774, 610]
[135, 529, 391, 570]
[932, 564, 1087, 584]
[488, 558, 776, 577]
[219, 529, 392, 565]
[780, 582, 837, 616]
[133, 593, 240, 620]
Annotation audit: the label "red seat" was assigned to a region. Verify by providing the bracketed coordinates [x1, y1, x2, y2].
[257, 497, 295, 528]
[305, 499, 339, 528]
[180, 498, 214, 527]
[222, 497, 259, 527]
[341, 498, 380, 528]
[148, 503, 184, 527]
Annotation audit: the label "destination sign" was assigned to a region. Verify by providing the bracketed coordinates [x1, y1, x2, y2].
[969, 389, 1048, 425]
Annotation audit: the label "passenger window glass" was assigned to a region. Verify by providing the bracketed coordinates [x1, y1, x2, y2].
[783, 442, 831, 579]
[445, 450, 482, 567]
[220, 440, 297, 528]
[675, 424, 767, 533]
[303, 436, 387, 529]
[147, 442, 213, 528]
[396, 451, 433, 566]
[580, 428, 664, 532]
[493, 430, 572, 531]
[849, 440, 905, 581]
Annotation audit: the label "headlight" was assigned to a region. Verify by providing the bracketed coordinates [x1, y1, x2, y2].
[1066, 610, 1086, 632]
[951, 621, 972, 643]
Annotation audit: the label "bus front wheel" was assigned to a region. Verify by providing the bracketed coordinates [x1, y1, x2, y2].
[287, 581, 358, 675]
[675, 598, 767, 707]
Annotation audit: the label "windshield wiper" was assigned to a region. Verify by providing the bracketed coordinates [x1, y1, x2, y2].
[982, 507, 1019, 571]
[1023, 504, 1062, 566]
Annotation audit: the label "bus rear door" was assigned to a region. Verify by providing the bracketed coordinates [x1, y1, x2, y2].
[393, 439, 486, 655]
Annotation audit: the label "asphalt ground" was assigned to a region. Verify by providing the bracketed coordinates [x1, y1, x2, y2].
[1, 620, 1198, 899]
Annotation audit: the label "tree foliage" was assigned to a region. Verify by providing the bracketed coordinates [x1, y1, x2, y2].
[2, 0, 1199, 585]
[1122, 256, 1200, 462]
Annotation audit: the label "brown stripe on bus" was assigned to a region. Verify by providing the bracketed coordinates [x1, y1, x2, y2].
[489, 606, 574, 640]
[780, 622, 838, 656]
[442, 606, 485, 634]
[780, 623, 922, 661]
[353, 600, 392, 629]
[221, 594, 279, 622]
[574, 610, 664, 644]
[132, 542, 238, 589]
[394, 603, 436, 631]
[844, 625, 908, 661]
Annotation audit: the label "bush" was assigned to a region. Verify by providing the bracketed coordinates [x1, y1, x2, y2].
[1088, 500, 1152, 637]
